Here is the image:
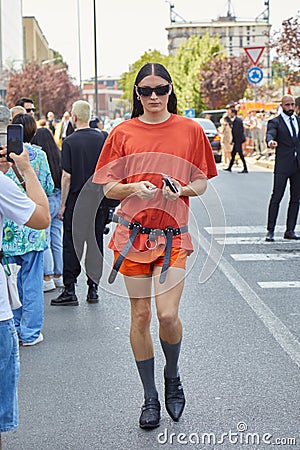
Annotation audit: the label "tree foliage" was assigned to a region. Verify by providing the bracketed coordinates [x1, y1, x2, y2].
[199, 55, 251, 109]
[270, 14, 300, 84]
[119, 50, 170, 107]
[169, 34, 223, 115]
[5, 62, 80, 118]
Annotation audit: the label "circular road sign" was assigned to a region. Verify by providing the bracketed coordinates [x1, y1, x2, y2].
[247, 67, 263, 85]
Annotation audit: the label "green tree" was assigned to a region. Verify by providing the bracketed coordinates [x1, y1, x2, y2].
[119, 50, 170, 107]
[5, 62, 80, 118]
[169, 34, 223, 115]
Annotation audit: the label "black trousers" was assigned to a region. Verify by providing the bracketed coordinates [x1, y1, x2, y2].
[267, 163, 300, 232]
[228, 143, 247, 171]
[63, 190, 110, 287]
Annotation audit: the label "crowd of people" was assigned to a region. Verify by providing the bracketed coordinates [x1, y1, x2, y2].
[219, 96, 300, 241]
[1, 75, 300, 443]
[218, 97, 300, 171]
[0, 97, 113, 445]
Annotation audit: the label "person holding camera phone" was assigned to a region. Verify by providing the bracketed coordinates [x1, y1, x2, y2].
[2, 113, 54, 346]
[93, 63, 217, 429]
[0, 145, 50, 444]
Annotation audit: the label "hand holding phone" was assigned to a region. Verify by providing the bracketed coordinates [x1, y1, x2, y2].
[7, 124, 24, 163]
[162, 173, 179, 193]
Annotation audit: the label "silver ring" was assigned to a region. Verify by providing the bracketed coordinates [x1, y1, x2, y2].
[145, 239, 158, 250]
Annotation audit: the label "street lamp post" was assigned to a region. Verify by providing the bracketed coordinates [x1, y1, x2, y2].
[77, 0, 82, 97]
[93, 0, 98, 116]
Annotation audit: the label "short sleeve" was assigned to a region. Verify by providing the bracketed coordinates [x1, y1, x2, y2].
[0, 174, 35, 225]
[190, 125, 218, 180]
[93, 128, 125, 184]
[61, 140, 72, 174]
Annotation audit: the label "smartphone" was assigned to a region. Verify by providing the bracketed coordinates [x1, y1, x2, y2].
[162, 173, 179, 193]
[7, 124, 24, 163]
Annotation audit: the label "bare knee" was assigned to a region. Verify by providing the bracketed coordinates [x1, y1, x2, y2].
[157, 310, 179, 330]
[131, 303, 152, 332]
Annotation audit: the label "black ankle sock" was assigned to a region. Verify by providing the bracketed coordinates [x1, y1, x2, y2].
[136, 357, 158, 400]
[160, 338, 182, 378]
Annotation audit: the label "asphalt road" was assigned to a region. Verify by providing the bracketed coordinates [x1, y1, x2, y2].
[3, 159, 299, 450]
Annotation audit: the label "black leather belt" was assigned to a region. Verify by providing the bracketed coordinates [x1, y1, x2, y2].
[108, 214, 188, 284]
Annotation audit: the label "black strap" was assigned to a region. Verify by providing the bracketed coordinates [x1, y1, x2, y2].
[159, 228, 174, 284]
[0, 249, 3, 264]
[108, 224, 140, 284]
[108, 215, 188, 284]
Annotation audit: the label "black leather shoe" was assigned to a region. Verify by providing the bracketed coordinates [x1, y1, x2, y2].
[265, 231, 274, 242]
[284, 231, 300, 240]
[51, 285, 78, 306]
[238, 169, 248, 173]
[87, 284, 99, 303]
[139, 398, 161, 429]
[164, 370, 185, 422]
[223, 167, 231, 172]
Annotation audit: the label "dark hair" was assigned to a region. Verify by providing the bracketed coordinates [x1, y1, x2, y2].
[131, 63, 177, 118]
[15, 97, 34, 107]
[12, 113, 37, 142]
[31, 127, 62, 189]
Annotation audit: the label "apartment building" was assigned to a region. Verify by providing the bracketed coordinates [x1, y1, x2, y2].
[166, 15, 271, 81]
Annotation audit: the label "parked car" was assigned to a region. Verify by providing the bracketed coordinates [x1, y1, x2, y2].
[199, 109, 226, 128]
[191, 118, 222, 163]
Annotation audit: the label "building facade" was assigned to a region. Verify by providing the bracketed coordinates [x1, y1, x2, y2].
[82, 76, 125, 118]
[166, 16, 271, 81]
[23, 16, 53, 64]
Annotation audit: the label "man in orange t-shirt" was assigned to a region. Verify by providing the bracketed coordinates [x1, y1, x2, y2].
[93, 63, 217, 430]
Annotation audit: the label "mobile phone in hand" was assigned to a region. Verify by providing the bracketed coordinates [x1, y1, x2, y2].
[162, 173, 179, 193]
[7, 124, 24, 163]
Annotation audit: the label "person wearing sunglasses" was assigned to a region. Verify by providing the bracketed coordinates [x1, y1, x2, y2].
[15, 98, 36, 117]
[93, 63, 217, 429]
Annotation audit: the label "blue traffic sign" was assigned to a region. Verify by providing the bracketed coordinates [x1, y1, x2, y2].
[247, 67, 263, 85]
[184, 109, 195, 118]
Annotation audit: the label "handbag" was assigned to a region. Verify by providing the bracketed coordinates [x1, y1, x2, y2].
[2, 254, 22, 310]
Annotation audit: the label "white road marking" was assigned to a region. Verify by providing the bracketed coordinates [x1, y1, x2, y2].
[216, 237, 297, 245]
[231, 253, 300, 261]
[204, 225, 300, 235]
[258, 281, 300, 289]
[197, 231, 300, 369]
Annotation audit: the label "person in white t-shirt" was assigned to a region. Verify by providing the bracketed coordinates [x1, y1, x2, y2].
[0, 147, 50, 442]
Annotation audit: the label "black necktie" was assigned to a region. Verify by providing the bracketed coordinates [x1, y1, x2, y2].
[290, 117, 296, 137]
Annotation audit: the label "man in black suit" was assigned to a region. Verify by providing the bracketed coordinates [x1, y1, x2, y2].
[265, 95, 300, 242]
[224, 108, 248, 173]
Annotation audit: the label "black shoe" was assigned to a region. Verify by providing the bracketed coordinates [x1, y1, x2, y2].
[139, 398, 161, 429]
[238, 169, 248, 173]
[87, 284, 99, 303]
[223, 167, 231, 172]
[284, 231, 300, 240]
[164, 370, 185, 422]
[51, 285, 78, 306]
[265, 231, 274, 242]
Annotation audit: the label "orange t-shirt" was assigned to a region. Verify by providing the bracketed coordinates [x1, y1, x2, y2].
[93, 114, 217, 257]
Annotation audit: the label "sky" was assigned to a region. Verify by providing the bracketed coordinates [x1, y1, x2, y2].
[22, 0, 300, 83]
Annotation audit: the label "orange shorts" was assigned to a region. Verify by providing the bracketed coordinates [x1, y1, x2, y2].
[113, 248, 188, 276]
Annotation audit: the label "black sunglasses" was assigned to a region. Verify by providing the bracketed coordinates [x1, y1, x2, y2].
[26, 108, 36, 113]
[136, 84, 170, 97]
